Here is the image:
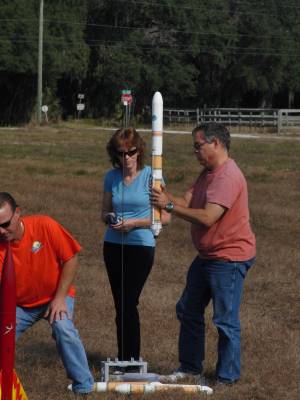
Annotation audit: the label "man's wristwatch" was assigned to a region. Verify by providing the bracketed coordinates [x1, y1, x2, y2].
[165, 202, 174, 213]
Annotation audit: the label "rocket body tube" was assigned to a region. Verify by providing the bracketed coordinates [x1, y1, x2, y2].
[151, 91, 163, 237]
[115, 382, 213, 395]
[93, 381, 149, 392]
[0, 245, 16, 400]
[91, 381, 213, 395]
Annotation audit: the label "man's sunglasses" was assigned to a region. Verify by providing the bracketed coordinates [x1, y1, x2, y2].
[117, 148, 138, 157]
[193, 141, 207, 151]
[0, 210, 15, 229]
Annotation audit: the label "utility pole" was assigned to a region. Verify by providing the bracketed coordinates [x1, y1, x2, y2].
[37, 0, 44, 124]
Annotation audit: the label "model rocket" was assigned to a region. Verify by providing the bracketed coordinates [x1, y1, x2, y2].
[151, 91, 163, 238]
[115, 382, 213, 395]
[0, 244, 27, 400]
[92, 381, 213, 395]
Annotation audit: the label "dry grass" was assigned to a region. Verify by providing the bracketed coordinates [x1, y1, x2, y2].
[0, 125, 299, 399]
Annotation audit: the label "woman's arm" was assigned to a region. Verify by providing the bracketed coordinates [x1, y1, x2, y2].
[101, 192, 114, 223]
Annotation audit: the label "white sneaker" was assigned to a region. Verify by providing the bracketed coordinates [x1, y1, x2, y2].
[67, 383, 96, 394]
[161, 368, 203, 383]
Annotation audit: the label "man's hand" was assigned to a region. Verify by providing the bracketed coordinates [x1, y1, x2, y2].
[44, 296, 69, 324]
[43, 255, 78, 324]
[151, 186, 170, 210]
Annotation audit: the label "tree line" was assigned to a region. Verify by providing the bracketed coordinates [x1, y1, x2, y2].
[1, 0, 300, 124]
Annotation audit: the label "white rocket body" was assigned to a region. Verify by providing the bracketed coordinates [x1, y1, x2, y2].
[115, 382, 213, 395]
[75, 380, 213, 395]
[151, 91, 163, 237]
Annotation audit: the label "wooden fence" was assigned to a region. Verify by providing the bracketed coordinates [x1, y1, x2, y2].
[277, 109, 300, 134]
[164, 108, 300, 134]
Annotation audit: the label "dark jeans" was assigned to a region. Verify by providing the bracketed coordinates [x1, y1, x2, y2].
[103, 242, 155, 361]
[176, 256, 255, 382]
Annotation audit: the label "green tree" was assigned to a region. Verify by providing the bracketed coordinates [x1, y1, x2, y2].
[85, 0, 199, 118]
[2, 0, 300, 124]
[0, 0, 89, 124]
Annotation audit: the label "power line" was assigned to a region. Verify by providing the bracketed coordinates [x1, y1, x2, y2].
[0, 33, 298, 51]
[90, 0, 300, 14]
[0, 29, 298, 45]
[0, 18, 298, 41]
[84, 44, 300, 58]
[0, 37, 299, 58]
[234, 0, 300, 7]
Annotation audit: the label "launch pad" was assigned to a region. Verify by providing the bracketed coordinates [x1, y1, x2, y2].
[101, 357, 149, 382]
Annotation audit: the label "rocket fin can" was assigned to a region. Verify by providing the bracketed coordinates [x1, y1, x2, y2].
[0, 244, 16, 400]
[0, 370, 28, 400]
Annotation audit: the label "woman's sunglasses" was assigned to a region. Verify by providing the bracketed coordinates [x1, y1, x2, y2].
[117, 148, 138, 157]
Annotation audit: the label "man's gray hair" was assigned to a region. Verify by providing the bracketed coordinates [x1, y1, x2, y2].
[192, 123, 231, 151]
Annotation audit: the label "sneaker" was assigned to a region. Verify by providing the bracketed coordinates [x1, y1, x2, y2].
[67, 383, 95, 395]
[161, 368, 204, 384]
[215, 378, 237, 387]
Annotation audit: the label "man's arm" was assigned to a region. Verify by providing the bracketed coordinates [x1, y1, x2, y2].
[163, 190, 191, 208]
[44, 255, 79, 324]
[151, 187, 226, 227]
[171, 202, 225, 227]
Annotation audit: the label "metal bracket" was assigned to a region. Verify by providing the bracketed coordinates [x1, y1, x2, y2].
[101, 357, 148, 382]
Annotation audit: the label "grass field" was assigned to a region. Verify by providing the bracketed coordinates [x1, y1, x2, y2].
[1, 124, 299, 399]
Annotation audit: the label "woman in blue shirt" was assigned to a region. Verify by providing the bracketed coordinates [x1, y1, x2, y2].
[101, 127, 170, 363]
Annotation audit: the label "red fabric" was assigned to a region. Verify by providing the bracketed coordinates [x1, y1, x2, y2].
[189, 159, 256, 261]
[0, 216, 81, 307]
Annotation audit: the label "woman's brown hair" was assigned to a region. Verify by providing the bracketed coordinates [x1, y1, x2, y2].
[106, 127, 146, 169]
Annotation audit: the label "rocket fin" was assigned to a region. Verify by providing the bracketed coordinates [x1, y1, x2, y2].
[0, 370, 28, 400]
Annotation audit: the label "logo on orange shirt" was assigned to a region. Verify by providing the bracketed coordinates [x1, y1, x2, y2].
[31, 241, 43, 253]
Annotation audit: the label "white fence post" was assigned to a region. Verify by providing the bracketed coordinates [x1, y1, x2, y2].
[277, 109, 282, 135]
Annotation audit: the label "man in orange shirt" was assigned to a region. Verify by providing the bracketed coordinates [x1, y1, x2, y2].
[0, 192, 94, 395]
[152, 123, 256, 385]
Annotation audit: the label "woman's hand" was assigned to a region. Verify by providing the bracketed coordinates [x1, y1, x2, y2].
[110, 218, 137, 232]
[104, 212, 117, 225]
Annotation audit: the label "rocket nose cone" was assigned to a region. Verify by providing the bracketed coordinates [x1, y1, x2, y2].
[152, 91, 163, 104]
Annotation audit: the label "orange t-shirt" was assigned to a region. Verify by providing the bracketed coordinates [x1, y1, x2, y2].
[0, 215, 81, 307]
[189, 159, 256, 261]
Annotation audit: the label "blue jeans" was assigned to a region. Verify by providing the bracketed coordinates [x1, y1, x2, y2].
[176, 257, 254, 382]
[16, 296, 94, 394]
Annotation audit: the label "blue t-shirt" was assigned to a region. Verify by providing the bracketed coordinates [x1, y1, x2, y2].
[103, 165, 155, 247]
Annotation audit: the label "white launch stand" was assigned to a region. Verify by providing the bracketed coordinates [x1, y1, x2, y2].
[101, 357, 148, 382]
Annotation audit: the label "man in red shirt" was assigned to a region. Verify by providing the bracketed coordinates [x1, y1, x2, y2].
[0, 192, 94, 395]
[152, 123, 256, 385]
